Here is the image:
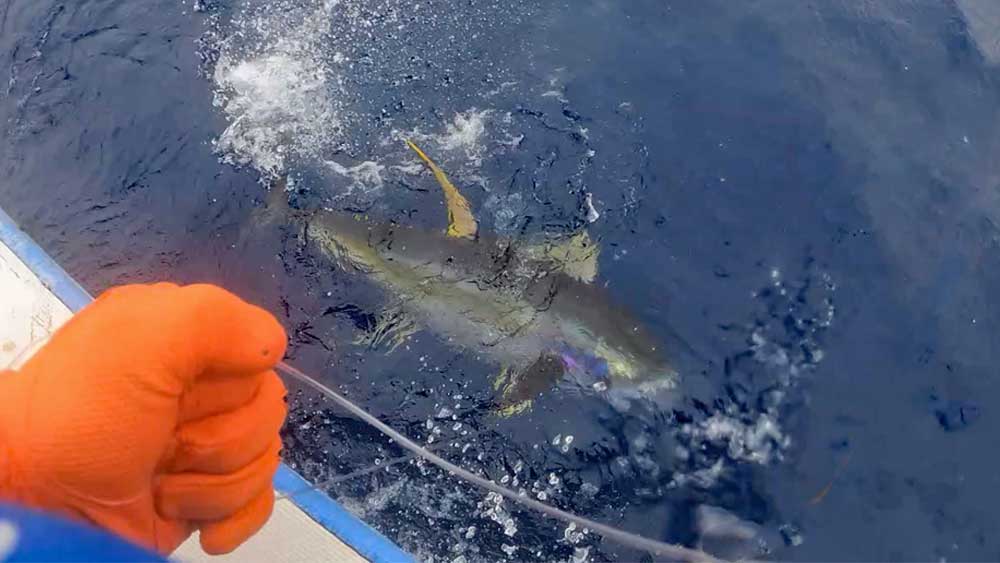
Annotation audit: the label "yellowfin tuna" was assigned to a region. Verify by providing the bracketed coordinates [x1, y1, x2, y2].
[260, 141, 680, 413]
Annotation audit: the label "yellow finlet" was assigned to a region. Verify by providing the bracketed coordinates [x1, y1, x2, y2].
[405, 139, 478, 240]
[497, 399, 533, 418]
[491, 367, 533, 417]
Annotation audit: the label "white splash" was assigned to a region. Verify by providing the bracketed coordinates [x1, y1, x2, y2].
[338, 476, 407, 519]
[441, 110, 491, 163]
[671, 266, 836, 486]
[392, 161, 427, 176]
[213, 52, 341, 176]
[209, 1, 348, 178]
[479, 491, 518, 537]
[583, 192, 600, 223]
[542, 90, 568, 102]
[672, 459, 726, 489]
[400, 109, 493, 170]
[681, 413, 791, 465]
[324, 159, 386, 194]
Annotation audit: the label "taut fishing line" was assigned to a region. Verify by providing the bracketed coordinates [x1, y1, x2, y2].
[276, 361, 724, 563]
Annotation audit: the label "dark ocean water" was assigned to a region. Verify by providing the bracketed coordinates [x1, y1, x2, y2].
[3, 1, 1000, 561]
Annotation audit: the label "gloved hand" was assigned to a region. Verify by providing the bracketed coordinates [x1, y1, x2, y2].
[0, 283, 288, 555]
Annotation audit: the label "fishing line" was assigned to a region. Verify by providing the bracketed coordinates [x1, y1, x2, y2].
[276, 361, 725, 563]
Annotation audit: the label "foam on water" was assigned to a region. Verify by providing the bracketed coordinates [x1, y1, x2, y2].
[672, 264, 837, 487]
[323, 159, 386, 194]
[681, 412, 790, 466]
[203, 0, 537, 200]
[210, 0, 346, 178]
[435, 110, 492, 168]
[337, 476, 408, 519]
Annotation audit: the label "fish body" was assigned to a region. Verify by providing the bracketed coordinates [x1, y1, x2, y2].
[269, 143, 679, 411]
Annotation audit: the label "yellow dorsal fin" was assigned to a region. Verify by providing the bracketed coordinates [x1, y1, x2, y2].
[522, 231, 601, 283]
[405, 139, 478, 239]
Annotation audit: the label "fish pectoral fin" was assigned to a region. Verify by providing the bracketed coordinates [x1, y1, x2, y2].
[523, 231, 600, 283]
[492, 365, 513, 391]
[492, 352, 566, 417]
[404, 139, 479, 240]
[491, 367, 533, 417]
[353, 306, 419, 353]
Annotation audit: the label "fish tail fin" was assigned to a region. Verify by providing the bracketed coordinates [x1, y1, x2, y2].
[404, 139, 479, 240]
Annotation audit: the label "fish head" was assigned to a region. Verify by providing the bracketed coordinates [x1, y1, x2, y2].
[544, 279, 680, 394]
[494, 335, 678, 417]
[554, 329, 679, 394]
[513, 234, 675, 393]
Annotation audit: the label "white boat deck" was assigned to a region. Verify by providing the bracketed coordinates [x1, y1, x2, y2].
[0, 207, 410, 563]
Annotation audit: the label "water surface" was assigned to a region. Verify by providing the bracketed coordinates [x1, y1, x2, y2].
[1, 0, 999, 560]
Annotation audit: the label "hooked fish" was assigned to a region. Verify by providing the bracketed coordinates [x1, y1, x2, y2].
[261, 141, 680, 414]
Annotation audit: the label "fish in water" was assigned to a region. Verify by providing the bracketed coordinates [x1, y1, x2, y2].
[259, 141, 680, 415]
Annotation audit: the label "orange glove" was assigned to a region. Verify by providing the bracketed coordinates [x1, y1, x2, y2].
[0, 283, 288, 555]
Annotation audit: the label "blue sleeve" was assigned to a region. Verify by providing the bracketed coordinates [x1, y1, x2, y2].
[0, 502, 164, 562]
